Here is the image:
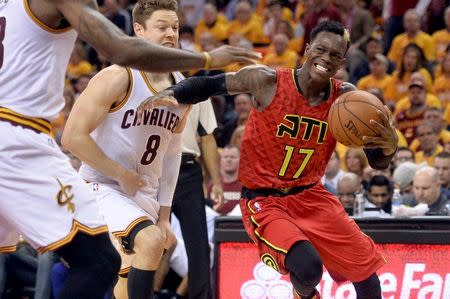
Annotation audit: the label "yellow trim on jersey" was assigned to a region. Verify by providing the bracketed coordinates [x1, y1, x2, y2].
[110, 67, 133, 113]
[37, 221, 108, 254]
[140, 71, 178, 94]
[250, 215, 288, 254]
[0, 245, 17, 253]
[119, 266, 131, 276]
[0, 107, 52, 135]
[24, 0, 72, 34]
[112, 216, 150, 238]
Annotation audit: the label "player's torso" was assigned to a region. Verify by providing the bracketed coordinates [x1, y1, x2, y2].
[0, 0, 77, 120]
[239, 69, 341, 189]
[79, 68, 187, 186]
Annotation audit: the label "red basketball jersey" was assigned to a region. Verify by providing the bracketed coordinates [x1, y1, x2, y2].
[239, 69, 343, 189]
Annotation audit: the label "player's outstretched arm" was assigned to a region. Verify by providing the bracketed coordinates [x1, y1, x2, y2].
[61, 66, 145, 195]
[56, 0, 260, 72]
[136, 65, 277, 118]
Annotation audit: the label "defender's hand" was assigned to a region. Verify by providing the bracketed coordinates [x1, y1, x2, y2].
[362, 105, 398, 156]
[208, 45, 261, 69]
[116, 168, 145, 197]
[136, 90, 179, 124]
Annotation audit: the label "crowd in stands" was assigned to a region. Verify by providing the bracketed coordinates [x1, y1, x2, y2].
[2, 0, 450, 298]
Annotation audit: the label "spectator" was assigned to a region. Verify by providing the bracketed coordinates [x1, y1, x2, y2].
[263, 0, 286, 40]
[228, 1, 267, 45]
[385, 43, 433, 103]
[230, 125, 246, 150]
[274, 20, 304, 54]
[67, 42, 95, 80]
[208, 145, 243, 215]
[431, 6, 450, 63]
[433, 151, 450, 198]
[445, 141, 450, 153]
[195, 3, 229, 44]
[102, 0, 132, 35]
[322, 150, 345, 194]
[414, 121, 443, 165]
[344, 148, 368, 180]
[178, 0, 205, 27]
[393, 146, 415, 168]
[356, 54, 391, 95]
[216, 93, 252, 147]
[410, 108, 450, 151]
[392, 161, 426, 196]
[382, 0, 425, 53]
[179, 26, 196, 52]
[301, 0, 342, 54]
[433, 51, 450, 110]
[395, 77, 429, 144]
[413, 166, 450, 215]
[364, 175, 393, 217]
[263, 33, 299, 69]
[335, 0, 375, 76]
[387, 9, 435, 68]
[351, 36, 396, 84]
[394, 72, 442, 116]
[337, 172, 362, 215]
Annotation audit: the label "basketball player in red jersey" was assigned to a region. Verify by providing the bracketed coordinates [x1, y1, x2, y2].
[138, 21, 398, 299]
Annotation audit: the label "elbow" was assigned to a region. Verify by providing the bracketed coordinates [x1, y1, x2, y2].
[60, 131, 73, 151]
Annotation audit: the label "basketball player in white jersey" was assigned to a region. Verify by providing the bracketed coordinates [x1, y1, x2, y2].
[0, 0, 259, 298]
[62, 1, 190, 298]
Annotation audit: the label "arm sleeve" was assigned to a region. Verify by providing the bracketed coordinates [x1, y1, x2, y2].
[167, 74, 228, 105]
[157, 133, 182, 207]
[364, 148, 396, 170]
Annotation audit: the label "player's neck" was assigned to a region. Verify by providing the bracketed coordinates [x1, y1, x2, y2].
[145, 72, 174, 92]
[297, 67, 330, 103]
[222, 173, 238, 183]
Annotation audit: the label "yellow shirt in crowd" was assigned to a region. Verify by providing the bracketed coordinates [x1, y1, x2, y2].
[67, 61, 94, 79]
[387, 31, 436, 67]
[394, 93, 442, 116]
[415, 145, 443, 165]
[410, 130, 450, 152]
[195, 13, 230, 43]
[228, 15, 267, 44]
[384, 68, 433, 103]
[263, 50, 298, 69]
[433, 75, 450, 109]
[432, 29, 450, 62]
[356, 74, 391, 93]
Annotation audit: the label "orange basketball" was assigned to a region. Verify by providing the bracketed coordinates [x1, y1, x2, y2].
[328, 90, 385, 148]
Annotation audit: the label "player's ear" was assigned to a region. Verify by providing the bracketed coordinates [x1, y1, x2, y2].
[134, 22, 144, 37]
[304, 44, 310, 59]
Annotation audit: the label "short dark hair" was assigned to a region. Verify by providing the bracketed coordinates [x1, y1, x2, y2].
[436, 151, 450, 159]
[368, 175, 393, 194]
[310, 20, 350, 52]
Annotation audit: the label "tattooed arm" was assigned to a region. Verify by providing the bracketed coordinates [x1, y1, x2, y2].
[54, 0, 259, 72]
[137, 65, 277, 115]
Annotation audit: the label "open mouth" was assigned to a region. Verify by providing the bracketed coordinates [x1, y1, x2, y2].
[313, 63, 330, 73]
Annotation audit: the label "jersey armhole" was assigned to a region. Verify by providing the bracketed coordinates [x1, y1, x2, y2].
[109, 67, 133, 113]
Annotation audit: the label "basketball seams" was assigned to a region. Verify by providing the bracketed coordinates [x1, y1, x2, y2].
[342, 100, 380, 135]
[335, 93, 361, 146]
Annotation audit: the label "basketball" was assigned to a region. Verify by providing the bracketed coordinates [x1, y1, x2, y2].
[328, 90, 385, 148]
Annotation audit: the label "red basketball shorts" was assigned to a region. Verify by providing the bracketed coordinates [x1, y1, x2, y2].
[240, 183, 387, 283]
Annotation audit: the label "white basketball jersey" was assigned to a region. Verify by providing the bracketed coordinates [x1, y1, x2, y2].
[0, 0, 77, 120]
[79, 68, 188, 193]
